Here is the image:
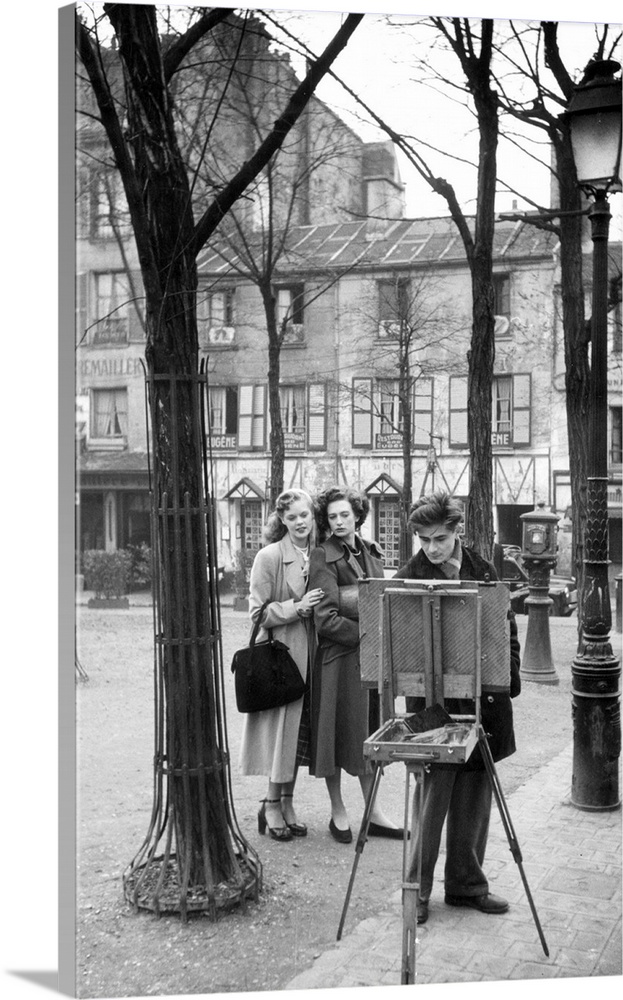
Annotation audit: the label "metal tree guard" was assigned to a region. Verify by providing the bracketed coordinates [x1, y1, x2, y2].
[123, 363, 261, 919]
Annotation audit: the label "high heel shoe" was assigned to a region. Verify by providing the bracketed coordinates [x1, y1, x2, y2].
[280, 793, 308, 837]
[258, 799, 293, 841]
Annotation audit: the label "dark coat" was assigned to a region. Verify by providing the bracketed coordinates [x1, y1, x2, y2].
[308, 534, 384, 776]
[394, 545, 521, 769]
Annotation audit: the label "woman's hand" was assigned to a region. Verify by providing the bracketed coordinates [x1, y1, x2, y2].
[296, 588, 324, 617]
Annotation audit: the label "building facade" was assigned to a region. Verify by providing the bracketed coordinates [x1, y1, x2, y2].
[75, 16, 622, 584]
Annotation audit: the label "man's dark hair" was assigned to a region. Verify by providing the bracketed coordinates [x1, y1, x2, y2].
[408, 491, 464, 533]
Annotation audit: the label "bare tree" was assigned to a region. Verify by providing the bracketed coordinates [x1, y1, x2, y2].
[335, 267, 461, 558]
[273, 14, 502, 556]
[490, 19, 622, 626]
[76, 2, 363, 906]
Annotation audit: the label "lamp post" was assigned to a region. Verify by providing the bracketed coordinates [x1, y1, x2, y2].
[519, 504, 560, 685]
[562, 59, 622, 811]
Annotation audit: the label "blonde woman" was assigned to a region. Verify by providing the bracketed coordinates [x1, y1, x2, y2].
[239, 489, 323, 841]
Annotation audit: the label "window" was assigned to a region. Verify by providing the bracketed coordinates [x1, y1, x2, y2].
[93, 272, 130, 344]
[449, 374, 531, 448]
[353, 377, 433, 450]
[241, 500, 263, 553]
[280, 385, 306, 450]
[378, 379, 404, 438]
[611, 407, 622, 466]
[198, 288, 235, 346]
[276, 285, 304, 344]
[90, 389, 128, 444]
[378, 277, 410, 338]
[91, 171, 129, 239]
[238, 385, 266, 451]
[279, 383, 327, 451]
[208, 386, 238, 449]
[376, 499, 402, 570]
[493, 274, 511, 338]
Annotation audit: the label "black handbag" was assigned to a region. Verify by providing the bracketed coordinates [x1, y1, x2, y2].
[231, 600, 306, 713]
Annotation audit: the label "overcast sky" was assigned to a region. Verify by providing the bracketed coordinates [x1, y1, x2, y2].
[256, 4, 622, 222]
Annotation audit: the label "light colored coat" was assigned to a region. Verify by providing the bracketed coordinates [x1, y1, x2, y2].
[238, 534, 312, 782]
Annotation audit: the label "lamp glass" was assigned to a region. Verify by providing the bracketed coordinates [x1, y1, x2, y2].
[569, 107, 622, 192]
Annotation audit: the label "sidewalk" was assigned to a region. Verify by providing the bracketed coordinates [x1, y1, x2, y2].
[285, 741, 622, 989]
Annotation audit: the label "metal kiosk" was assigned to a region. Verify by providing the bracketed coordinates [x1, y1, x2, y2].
[336, 578, 548, 984]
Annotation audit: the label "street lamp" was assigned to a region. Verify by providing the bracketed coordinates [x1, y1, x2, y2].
[519, 503, 560, 686]
[562, 59, 622, 811]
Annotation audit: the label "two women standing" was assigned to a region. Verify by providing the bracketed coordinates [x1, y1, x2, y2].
[239, 485, 401, 843]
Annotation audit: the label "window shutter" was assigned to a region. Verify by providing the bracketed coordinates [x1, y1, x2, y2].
[449, 376, 468, 447]
[308, 383, 326, 450]
[413, 377, 433, 447]
[512, 374, 531, 446]
[238, 385, 255, 449]
[353, 378, 373, 447]
[252, 385, 265, 449]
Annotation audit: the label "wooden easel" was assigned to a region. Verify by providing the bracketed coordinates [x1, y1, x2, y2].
[337, 580, 548, 985]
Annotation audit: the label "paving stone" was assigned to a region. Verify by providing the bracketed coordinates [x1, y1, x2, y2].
[541, 868, 619, 899]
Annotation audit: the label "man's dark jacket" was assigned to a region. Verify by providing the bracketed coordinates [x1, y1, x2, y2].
[394, 545, 521, 769]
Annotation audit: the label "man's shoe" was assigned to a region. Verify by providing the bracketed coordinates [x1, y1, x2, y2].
[445, 893, 509, 914]
[367, 822, 409, 840]
[416, 898, 429, 924]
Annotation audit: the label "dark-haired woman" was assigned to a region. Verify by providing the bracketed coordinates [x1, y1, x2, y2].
[239, 489, 324, 841]
[308, 486, 402, 843]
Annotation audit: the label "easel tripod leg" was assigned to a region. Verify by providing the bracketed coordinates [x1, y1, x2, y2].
[478, 728, 549, 957]
[401, 763, 425, 984]
[336, 762, 383, 941]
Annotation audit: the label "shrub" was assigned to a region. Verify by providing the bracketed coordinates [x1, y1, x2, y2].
[82, 549, 132, 599]
[126, 542, 153, 590]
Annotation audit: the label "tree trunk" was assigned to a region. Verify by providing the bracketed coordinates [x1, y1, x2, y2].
[109, 3, 235, 887]
[400, 350, 414, 563]
[261, 282, 286, 506]
[465, 95, 497, 559]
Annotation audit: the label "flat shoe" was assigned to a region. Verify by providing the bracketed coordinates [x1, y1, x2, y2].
[445, 892, 509, 914]
[417, 898, 429, 924]
[329, 818, 353, 843]
[367, 822, 409, 840]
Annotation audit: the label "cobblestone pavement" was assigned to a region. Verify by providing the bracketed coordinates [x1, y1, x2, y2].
[285, 741, 622, 993]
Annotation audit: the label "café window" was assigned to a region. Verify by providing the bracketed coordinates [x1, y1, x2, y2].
[208, 386, 238, 449]
[238, 384, 266, 451]
[90, 388, 128, 445]
[198, 287, 235, 346]
[276, 285, 304, 345]
[93, 272, 130, 344]
[449, 374, 531, 448]
[375, 498, 402, 570]
[378, 277, 410, 338]
[241, 500, 263, 553]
